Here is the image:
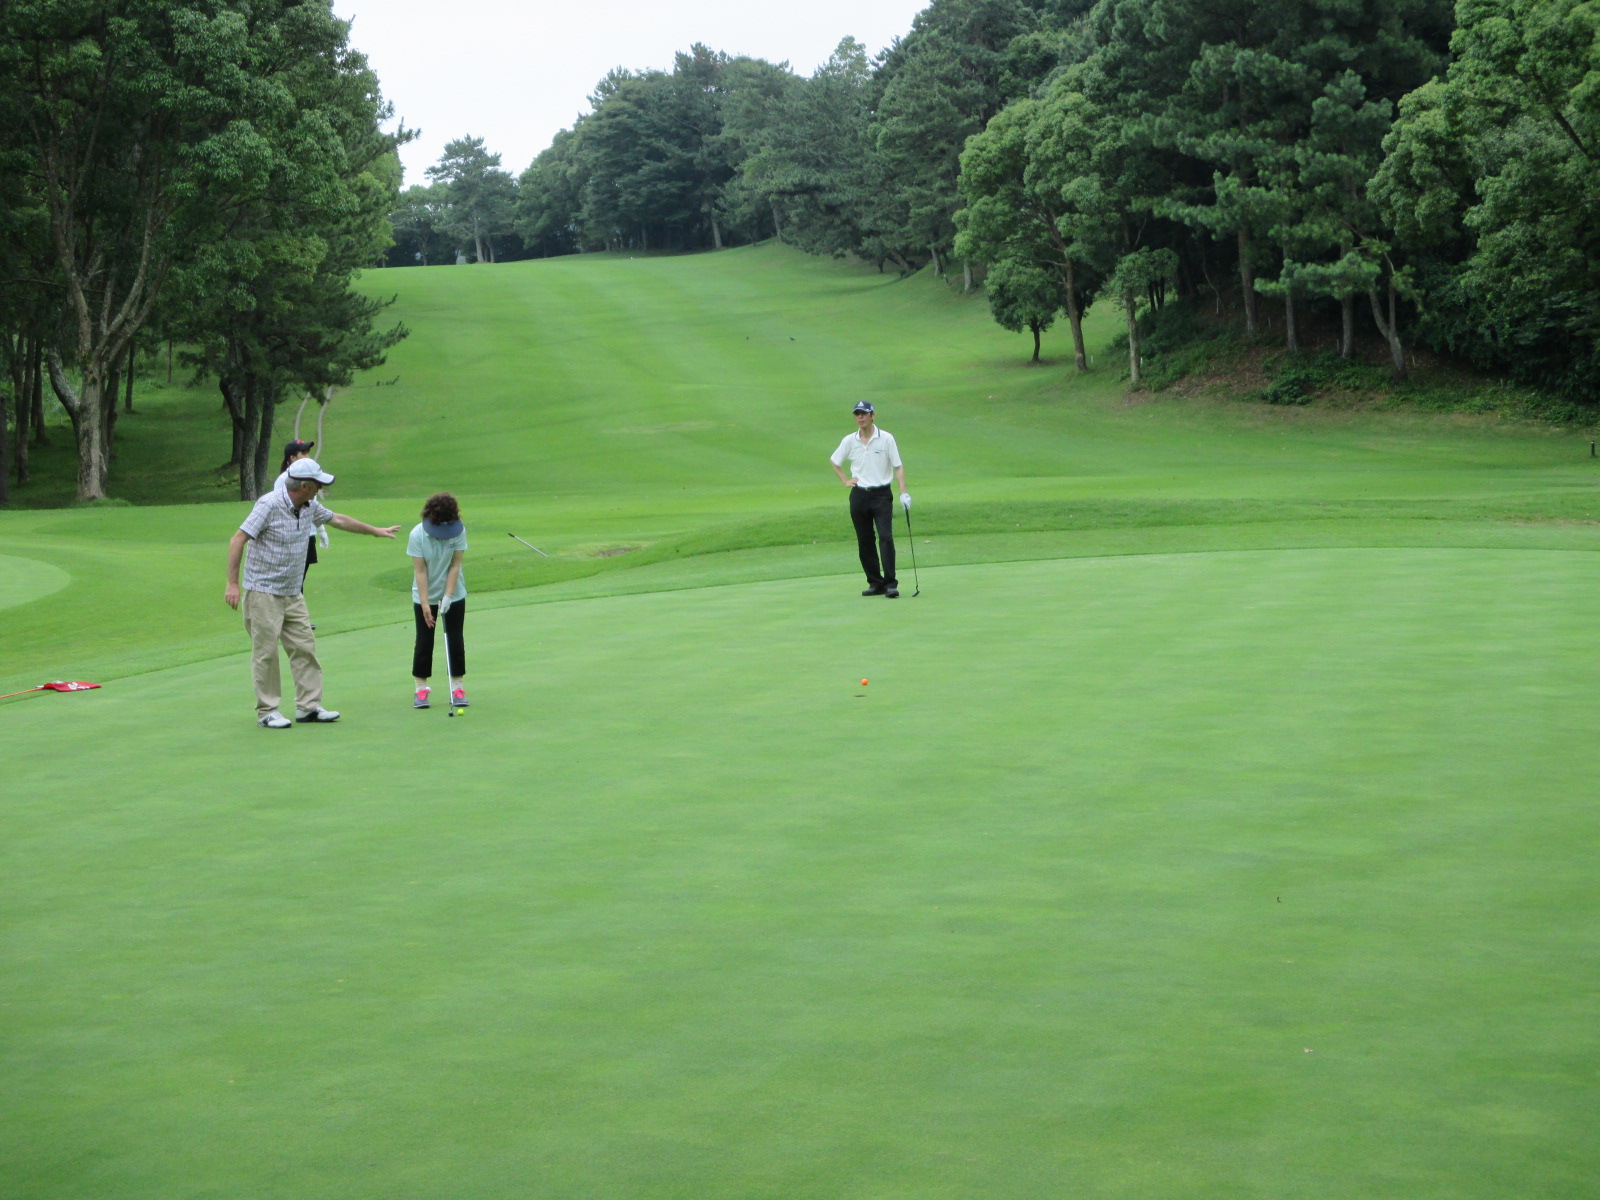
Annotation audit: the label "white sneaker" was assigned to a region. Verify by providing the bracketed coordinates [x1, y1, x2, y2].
[258, 712, 292, 729]
[295, 707, 341, 723]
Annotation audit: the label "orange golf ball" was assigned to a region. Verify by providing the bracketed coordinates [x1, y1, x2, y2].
[860, 678, 869, 686]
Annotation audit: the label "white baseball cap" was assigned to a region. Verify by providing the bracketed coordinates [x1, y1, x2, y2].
[286, 458, 335, 485]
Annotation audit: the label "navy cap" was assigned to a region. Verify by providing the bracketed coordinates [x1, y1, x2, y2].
[423, 518, 464, 540]
[853, 401, 875, 414]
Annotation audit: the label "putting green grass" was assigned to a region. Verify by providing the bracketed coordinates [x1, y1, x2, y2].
[0, 553, 69, 610]
[4, 550, 1598, 1198]
[3, 245, 1599, 1197]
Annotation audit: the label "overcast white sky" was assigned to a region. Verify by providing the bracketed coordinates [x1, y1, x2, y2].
[332, 0, 931, 187]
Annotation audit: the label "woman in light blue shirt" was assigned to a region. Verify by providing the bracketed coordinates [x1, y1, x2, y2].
[408, 492, 468, 709]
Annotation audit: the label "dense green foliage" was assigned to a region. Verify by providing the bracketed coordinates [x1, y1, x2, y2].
[0, 0, 406, 501]
[8, 0, 1600, 505]
[483, 0, 1598, 402]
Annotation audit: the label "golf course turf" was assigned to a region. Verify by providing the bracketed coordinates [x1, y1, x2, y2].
[2, 245, 1597, 1198]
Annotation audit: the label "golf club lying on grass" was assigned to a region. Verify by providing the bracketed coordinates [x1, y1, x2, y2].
[509, 533, 549, 556]
[901, 495, 921, 597]
[0, 680, 103, 701]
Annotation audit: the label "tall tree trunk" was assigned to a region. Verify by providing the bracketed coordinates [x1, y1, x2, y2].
[962, 260, 973, 293]
[1368, 274, 1406, 379]
[15, 337, 33, 484]
[235, 371, 270, 499]
[252, 380, 276, 494]
[1064, 260, 1087, 372]
[929, 245, 943, 277]
[102, 364, 119, 460]
[1238, 226, 1258, 335]
[29, 340, 45, 447]
[1031, 323, 1041, 362]
[1340, 293, 1355, 358]
[711, 213, 723, 250]
[221, 379, 244, 469]
[1284, 289, 1299, 355]
[771, 204, 783, 241]
[237, 374, 262, 500]
[46, 351, 110, 500]
[315, 386, 331, 455]
[124, 339, 136, 413]
[1123, 290, 1142, 386]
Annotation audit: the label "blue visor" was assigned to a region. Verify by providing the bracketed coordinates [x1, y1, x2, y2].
[422, 519, 463, 540]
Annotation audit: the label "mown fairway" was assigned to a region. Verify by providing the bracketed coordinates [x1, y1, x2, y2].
[3, 246, 1598, 1198]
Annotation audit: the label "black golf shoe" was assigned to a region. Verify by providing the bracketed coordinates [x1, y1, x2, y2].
[861, 586, 887, 596]
[886, 587, 900, 598]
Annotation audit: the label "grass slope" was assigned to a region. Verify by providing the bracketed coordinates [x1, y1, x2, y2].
[3, 245, 1598, 1198]
[3, 245, 1599, 690]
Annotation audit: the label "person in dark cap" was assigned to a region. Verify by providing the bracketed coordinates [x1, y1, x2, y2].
[273, 440, 321, 585]
[275, 440, 317, 486]
[407, 492, 470, 710]
[828, 401, 910, 598]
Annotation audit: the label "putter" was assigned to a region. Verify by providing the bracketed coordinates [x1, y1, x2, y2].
[509, 533, 549, 557]
[902, 501, 921, 597]
[440, 600, 463, 717]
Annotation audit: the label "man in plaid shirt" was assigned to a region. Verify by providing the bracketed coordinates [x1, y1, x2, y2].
[224, 459, 399, 728]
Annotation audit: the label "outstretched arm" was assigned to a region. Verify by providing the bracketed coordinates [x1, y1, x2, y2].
[329, 513, 400, 538]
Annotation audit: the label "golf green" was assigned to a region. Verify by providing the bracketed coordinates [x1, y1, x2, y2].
[4, 243, 1598, 1196]
[4, 547, 1596, 1198]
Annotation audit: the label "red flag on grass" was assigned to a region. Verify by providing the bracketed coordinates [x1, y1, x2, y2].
[0, 681, 103, 701]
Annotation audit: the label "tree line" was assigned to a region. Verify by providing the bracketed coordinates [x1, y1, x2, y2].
[412, 0, 1595, 404]
[0, 0, 408, 504]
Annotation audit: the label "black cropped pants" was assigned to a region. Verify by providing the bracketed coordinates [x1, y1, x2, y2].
[412, 600, 466, 680]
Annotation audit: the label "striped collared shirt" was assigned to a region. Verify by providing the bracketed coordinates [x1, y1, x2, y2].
[240, 489, 333, 595]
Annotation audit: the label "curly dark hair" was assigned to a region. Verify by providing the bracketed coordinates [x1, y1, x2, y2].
[421, 492, 460, 524]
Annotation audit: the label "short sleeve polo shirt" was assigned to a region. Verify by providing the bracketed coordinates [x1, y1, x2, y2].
[831, 427, 901, 487]
[239, 490, 334, 595]
[408, 523, 469, 605]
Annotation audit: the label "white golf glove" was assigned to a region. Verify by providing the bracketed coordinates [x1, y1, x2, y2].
[900, 492, 912, 510]
[439, 595, 453, 615]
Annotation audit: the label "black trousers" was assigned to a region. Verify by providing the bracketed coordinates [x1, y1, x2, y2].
[849, 485, 897, 589]
[412, 600, 466, 680]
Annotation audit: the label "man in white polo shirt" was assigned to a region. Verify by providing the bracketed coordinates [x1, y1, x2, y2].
[829, 401, 911, 598]
[224, 458, 400, 728]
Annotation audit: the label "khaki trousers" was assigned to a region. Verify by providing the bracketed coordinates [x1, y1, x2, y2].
[242, 590, 323, 717]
